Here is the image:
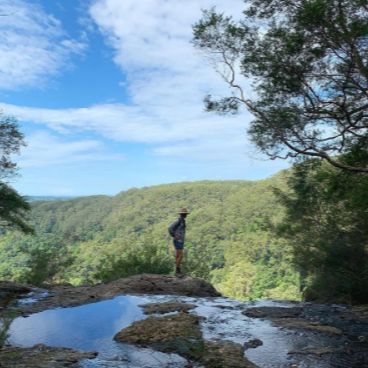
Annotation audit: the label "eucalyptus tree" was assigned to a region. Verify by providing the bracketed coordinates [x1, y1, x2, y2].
[193, 0, 368, 172]
[0, 112, 32, 233]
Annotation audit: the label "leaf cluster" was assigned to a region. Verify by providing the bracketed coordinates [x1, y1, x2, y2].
[193, 1, 368, 172]
[0, 112, 31, 234]
[276, 157, 368, 303]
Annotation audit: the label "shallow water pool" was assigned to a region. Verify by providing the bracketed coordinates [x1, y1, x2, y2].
[9, 295, 145, 352]
[7, 295, 342, 367]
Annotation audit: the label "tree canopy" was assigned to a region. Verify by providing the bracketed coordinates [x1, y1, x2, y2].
[0, 112, 32, 233]
[193, 0, 368, 172]
[1, 171, 366, 304]
[0, 179, 300, 301]
[276, 157, 368, 303]
[0, 113, 25, 180]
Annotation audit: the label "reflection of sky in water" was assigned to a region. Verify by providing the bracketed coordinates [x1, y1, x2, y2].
[8, 296, 146, 352]
[8, 295, 191, 367]
[8, 295, 338, 367]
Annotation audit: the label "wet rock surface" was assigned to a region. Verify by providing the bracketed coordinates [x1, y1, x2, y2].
[0, 282, 32, 294]
[115, 312, 204, 360]
[274, 318, 342, 335]
[243, 304, 368, 367]
[0, 282, 32, 311]
[0, 344, 97, 368]
[243, 339, 263, 350]
[243, 306, 303, 319]
[114, 311, 258, 367]
[2, 277, 368, 368]
[288, 346, 344, 356]
[141, 301, 196, 314]
[202, 341, 258, 368]
[243, 306, 343, 335]
[10, 274, 220, 315]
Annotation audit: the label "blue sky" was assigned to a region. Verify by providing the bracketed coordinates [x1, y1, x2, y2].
[0, 0, 289, 196]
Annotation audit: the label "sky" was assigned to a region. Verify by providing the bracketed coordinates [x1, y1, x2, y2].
[0, 0, 289, 196]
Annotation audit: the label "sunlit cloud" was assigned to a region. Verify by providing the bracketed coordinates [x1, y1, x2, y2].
[18, 131, 124, 168]
[0, 0, 86, 90]
[1, 0, 290, 189]
[1, 0, 255, 162]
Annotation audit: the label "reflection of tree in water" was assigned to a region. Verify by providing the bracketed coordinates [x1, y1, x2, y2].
[0, 311, 16, 348]
[0, 291, 18, 348]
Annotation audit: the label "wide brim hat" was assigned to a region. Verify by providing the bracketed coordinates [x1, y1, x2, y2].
[179, 207, 189, 214]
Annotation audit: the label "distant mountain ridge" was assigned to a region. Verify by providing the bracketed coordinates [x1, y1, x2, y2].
[27, 196, 75, 202]
[0, 173, 300, 300]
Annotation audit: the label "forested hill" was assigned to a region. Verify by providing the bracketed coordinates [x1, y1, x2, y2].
[0, 172, 300, 300]
[28, 196, 74, 202]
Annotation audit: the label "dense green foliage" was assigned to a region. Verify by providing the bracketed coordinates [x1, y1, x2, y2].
[1, 2, 366, 307]
[277, 159, 368, 304]
[0, 113, 32, 233]
[193, 0, 368, 172]
[191, 0, 368, 304]
[0, 177, 300, 300]
[1, 165, 366, 303]
[0, 113, 25, 180]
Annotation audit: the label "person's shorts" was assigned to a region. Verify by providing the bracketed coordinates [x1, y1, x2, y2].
[173, 239, 184, 250]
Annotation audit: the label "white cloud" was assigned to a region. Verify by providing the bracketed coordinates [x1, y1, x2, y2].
[89, 0, 247, 109]
[87, 0, 257, 162]
[1, 1, 254, 158]
[0, 102, 248, 144]
[1, 0, 289, 178]
[0, 0, 86, 90]
[18, 131, 124, 168]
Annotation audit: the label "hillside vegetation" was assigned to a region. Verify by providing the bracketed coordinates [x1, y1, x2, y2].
[0, 173, 300, 300]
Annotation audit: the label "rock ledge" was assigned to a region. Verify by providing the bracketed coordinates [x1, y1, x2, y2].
[13, 274, 220, 315]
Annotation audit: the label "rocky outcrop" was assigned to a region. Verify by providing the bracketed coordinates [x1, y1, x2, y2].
[114, 311, 258, 367]
[0, 282, 32, 310]
[105, 274, 221, 298]
[0, 282, 32, 294]
[115, 312, 204, 360]
[0, 344, 97, 368]
[275, 318, 342, 335]
[243, 306, 342, 335]
[243, 338, 263, 350]
[14, 274, 220, 315]
[202, 341, 258, 368]
[141, 301, 196, 314]
[243, 304, 368, 367]
[243, 306, 303, 319]
[4, 278, 367, 367]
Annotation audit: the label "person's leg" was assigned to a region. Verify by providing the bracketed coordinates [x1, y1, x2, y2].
[176, 249, 183, 269]
[173, 240, 184, 274]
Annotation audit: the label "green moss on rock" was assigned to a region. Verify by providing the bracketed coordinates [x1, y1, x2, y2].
[141, 301, 197, 314]
[114, 312, 204, 360]
[0, 344, 97, 367]
[114, 311, 259, 367]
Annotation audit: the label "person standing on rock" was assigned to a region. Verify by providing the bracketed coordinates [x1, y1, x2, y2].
[168, 208, 189, 275]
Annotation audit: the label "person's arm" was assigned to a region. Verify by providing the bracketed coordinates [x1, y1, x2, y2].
[168, 219, 180, 237]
